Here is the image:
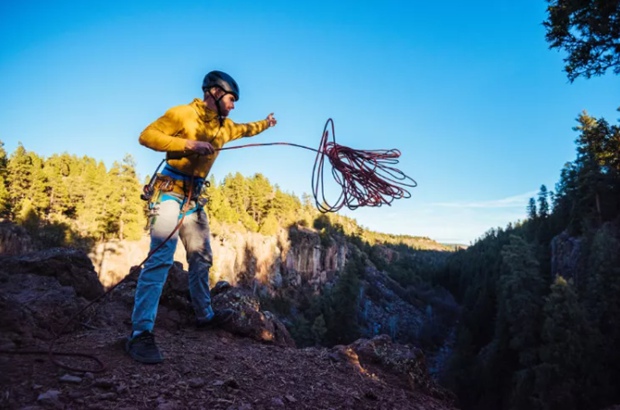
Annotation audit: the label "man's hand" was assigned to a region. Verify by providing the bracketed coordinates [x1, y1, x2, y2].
[266, 113, 277, 128]
[185, 140, 215, 156]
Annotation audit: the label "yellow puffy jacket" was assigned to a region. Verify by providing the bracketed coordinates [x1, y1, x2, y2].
[139, 98, 269, 179]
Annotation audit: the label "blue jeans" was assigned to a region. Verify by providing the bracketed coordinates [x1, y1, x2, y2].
[131, 197, 214, 333]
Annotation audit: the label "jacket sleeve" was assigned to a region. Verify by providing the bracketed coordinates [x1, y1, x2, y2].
[138, 106, 189, 152]
[224, 119, 270, 143]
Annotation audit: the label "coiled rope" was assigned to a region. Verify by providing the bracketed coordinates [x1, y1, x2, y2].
[0, 118, 416, 372]
[217, 118, 417, 212]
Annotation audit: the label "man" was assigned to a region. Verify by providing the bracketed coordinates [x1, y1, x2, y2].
[127, 70, 277, 364]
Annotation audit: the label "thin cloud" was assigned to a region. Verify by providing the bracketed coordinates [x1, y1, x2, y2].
[432, 191, 537, 209]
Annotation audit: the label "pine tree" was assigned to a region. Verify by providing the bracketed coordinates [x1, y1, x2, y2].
[582, 224, 620, 406]
[16, 198, 39, 230]
[247, 173, 273, 226]
[324, 256, 362, 345]
[551, 162, 578, 234]
[571, 112, 619, 228]
[27, 152, 50, 219]
[222, 172, 248, 215]
[0, 141, 9, 217]
[272, 187, 301, 227]
[117, 154, 145, 240]
[0, 141, 7, 176]
[44, 154, 72, 218]
[76, 160, 109, 239]
[498, 235, 547, 407]
[534, 277, 590, 410]
[499, 235, 546, 362]
[0, 175, 9, 217]
[258, 211, 279, 236]
[537, 185, 550, 219]
[527, 197, 537, 220]
[222, 172, 257, 231]
[311, 314, 327, 346]
[206, 179, 238, 224]
[7, 143, 34, 217]
[288, 315, 313, 347]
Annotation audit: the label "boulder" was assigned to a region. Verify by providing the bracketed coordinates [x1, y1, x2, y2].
[0, 248, 104, 300]
[212, 282, 296, 347]
[331, 334, 455, 404]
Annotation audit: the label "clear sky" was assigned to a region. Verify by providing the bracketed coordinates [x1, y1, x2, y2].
[1, 0, 618, 244]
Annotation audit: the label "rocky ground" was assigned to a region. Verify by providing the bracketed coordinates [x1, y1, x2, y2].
[0, 248, 458, 410]
[1, 328, 457, 410]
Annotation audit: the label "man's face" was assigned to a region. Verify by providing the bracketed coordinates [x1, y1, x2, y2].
[218, 93, 236, 117]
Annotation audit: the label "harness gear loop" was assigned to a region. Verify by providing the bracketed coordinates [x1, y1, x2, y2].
[141, 159, 166, 202]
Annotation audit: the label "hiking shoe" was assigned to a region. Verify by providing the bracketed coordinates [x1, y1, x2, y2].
[196, 309, 235, 329]
[125, 331, 164, 364]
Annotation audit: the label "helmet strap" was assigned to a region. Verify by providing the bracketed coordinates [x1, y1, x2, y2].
[208, 89, 226, 126]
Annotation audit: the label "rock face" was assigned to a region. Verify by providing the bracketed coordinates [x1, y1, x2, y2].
[359, 267, 425, 341]
[0, 248, 104, 347]
[2, 248, 105, 300]
[0, 248, 295, 349]
[89, 225, 457, 347]
[281, 226, 347, 290]
[93, 225, 348, 293]
[0, 222, 36, 256]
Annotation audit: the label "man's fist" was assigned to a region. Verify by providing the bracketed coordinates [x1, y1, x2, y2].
[185, 140, 215, 155]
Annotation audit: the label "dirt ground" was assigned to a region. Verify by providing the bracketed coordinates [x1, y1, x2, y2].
[0, 326, 458, 410]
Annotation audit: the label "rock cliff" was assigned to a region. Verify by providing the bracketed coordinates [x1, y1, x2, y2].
[90, 225, 348, 293]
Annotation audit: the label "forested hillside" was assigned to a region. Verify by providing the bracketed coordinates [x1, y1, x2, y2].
[0, 140, 444, 252]
[433, 111, 620, 410]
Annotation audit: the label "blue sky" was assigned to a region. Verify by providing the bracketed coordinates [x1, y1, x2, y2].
[1, 0, 618, 244]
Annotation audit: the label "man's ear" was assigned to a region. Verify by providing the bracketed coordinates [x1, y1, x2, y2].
[209, 87, 224, 99]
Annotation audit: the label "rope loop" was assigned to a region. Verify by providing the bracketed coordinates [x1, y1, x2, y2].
[312, 118, 417, 212]
[220, 118, 418, 213]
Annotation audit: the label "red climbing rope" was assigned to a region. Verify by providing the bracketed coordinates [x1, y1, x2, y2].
[218, 118, 417, 212]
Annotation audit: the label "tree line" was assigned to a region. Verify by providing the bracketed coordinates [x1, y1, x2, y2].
[0, 143, 145, 246]
[0, 140, 439, 252]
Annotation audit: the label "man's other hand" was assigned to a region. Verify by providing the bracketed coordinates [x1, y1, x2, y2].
[266, 113, 277, 127]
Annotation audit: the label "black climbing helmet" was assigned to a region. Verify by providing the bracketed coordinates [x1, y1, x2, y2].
[202, 70, 240, 101]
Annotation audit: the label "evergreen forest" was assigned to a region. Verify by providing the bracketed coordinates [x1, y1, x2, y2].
[434, 111, 620, 409]
[0, 140, 440, 251]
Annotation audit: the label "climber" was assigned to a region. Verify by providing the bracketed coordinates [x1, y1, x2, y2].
[126, 70, 277, 364]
